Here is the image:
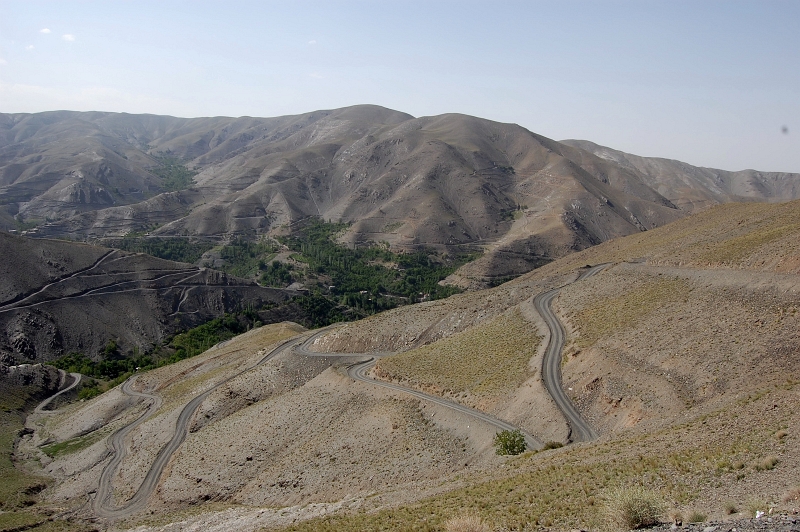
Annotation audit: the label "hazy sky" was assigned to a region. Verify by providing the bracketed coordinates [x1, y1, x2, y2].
[1, 1, 798, 172]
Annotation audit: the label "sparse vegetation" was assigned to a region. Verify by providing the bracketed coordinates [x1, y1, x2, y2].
[444, 512, 491, 532]
[724, 502, 738, 515]
[745, 498, 768, 518]
[573, 277, 690, 348]
[150, 153, 197, 191]
[494, 429, 527, 456]
[603, 486, 664, 530]
[0, 388, 85, 531]
[754, 455, 779, 471]
[686, 510, 707, 523]
[783, 485, 800, 503]
[375, 310, 539, 401]
[104, 236, 214, 264]
[542, 441, 564, 450]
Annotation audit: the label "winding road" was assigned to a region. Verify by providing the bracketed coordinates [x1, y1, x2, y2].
[33, 370, 82, 414]
[294, 329, 541, 449]
[82, 263, 609, 519]
[535, 263, 609, 442]
[92, 337, 300, 518]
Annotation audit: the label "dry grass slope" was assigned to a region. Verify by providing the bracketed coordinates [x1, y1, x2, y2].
[278, 382, 800, 532]
[374, 309, 540, 406]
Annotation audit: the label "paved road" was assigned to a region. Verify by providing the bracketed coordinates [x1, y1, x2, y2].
[94, 377, 164, 518]
[34, 370, 82, 414]
[89, 263, 608, 518]
[294, 328, 541, 449]
[93, 336, 302, 519]
[534, 263, 609, 443]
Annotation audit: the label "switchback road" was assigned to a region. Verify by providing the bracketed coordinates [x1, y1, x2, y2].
[294, 329, 540, 449]
[87, 264, 608, 519]
[34, 370, 82, 414]
[534, 263, 609, 443]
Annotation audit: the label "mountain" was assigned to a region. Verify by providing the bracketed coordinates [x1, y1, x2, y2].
[561, 139, 800, 211]
[5, 106, 798, 285]
[19, 199, 800, 531]
[0, 231, 296, 364]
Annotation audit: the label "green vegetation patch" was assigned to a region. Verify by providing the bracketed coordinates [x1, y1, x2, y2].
[280, 219, 474, 311]
[104, 236, 215, 264]
[216, 238, 278, 278]
[376, 310, 539, 398]
[40, 425, 112, 458]
[150, 154, 197, 191]
[50, 315, 252, 384]
[572, 277, 691, 348]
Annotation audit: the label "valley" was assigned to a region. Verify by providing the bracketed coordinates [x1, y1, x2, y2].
[4, 107, 799, 286]
[5, 199, 797, 531]
[1, 106, 799, 532]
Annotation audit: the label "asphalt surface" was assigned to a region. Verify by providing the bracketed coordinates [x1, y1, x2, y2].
[33, 370, 82, 414]
[533, 263, 609, 443]
[87, 263, 609, 519]
[294, 329, 540, 449]
[93, 336, 301, 519]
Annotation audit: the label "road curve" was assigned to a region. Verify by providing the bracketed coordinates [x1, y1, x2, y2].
[34, 370, 82, 414]
[90, 263, 609, 518]
[94, 377, 164, 518]
[93, 336, 301, 519]
[294, 328, 541, 449]
[534, 263, 609, 443]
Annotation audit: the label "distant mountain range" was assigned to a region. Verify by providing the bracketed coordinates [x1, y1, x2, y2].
[2, 106, 799, 284]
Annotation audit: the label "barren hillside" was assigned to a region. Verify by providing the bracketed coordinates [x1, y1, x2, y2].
[0, 231, 295, 363]
[13, 199, 800, 532]
[5, 107, 799, 284]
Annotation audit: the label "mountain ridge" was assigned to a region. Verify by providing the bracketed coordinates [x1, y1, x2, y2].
[3, 106, 800, 287]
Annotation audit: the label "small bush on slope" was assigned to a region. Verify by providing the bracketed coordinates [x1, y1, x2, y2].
[494, 429, 527, 455]
[603, 486, 664, 530]
[445, 512, 491, 532]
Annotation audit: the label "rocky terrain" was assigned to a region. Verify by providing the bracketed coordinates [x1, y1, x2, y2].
[3, 198, 795, 532]
[4, 107, 800, 285]
[0, 230, 297, 363]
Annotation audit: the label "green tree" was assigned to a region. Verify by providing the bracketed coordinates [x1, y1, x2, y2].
[493, 429, 527, 455]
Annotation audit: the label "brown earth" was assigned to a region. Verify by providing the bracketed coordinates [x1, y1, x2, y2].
[14, 199, 800, 531]
[0, 230, 296, 363]
[5, 107, 799, 285]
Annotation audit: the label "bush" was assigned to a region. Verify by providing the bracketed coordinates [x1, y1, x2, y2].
[687, 510, 707, 523]
[604, 486, 664, 530]
[783, 485, 800, 503]
[77, 384, 101, 400]
[542, 441, 564, 450]
[444, 512, 490, 532]
[754, 455, 779, 471]
[493, 429, 526, 456]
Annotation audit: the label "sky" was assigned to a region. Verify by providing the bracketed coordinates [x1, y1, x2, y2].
[1, 0, 798, 173]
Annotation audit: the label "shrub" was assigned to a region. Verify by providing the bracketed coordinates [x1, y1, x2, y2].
[687, 511, 707, 523]
[604, 486, 664, 530]
[745, 499, 768, 517]
[444, 512, 490, 532]
[754, 455, 779, 471]
[783, 486, 800, 503]
[667, 510, 682, 524]
[493, 429, 527, 456]
[77, 385, 101, 400]
[724, 502, 738, 515]
[542, 441, 564, 450]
